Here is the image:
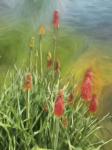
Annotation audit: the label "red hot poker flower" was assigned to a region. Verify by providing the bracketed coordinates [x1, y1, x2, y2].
[81, 68, 93, 101]
[53, 10, 60, 29]
[81, 77, 93, 101]
[89, 94, 98, 113]
[54, 90, 64, 118]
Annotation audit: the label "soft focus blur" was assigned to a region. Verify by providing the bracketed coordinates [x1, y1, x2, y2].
[0, 0, 112, 149]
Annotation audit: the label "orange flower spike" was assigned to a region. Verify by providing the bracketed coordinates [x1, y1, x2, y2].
[39, 25, 46, 36]
[81, 68, 93, 101]
[81, 78, 92, 101]
[89, 94, 98, 113]
[24, 73, 33, 91]
[54, 90, 65, 118]
[53, 10, 60, 29]
[47, 52, 53, 69]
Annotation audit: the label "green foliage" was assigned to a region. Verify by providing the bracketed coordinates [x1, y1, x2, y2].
[0, 31, 111, 150]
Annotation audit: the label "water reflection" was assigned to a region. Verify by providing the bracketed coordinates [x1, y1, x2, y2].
[62, 0, 112, 41]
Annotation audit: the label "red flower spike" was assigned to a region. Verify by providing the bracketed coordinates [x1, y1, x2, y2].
[81, 68, 93, 101]
[53, 10, 60, 29]
[81, 77, 92, 101]
[89, 95, 98, 113]
[54, 90, 64, 118]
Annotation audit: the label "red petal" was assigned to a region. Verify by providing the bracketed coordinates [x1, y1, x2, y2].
[81, 77, 92, 101]
[54, 96, 64, 118]
[89, 95, 98, 112]
[53, 10, 60, 29]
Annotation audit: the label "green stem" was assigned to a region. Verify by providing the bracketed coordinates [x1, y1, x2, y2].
[26, 90, 30, 127]
[13, 136, 16, 150]
[54, 119, 60, 150]
[35, 49, 38, 75]
[39, 36, 43, 77]
[53, 30, 57, 80]
[29, 48, 32, 72]
[53, 34, 57, 62]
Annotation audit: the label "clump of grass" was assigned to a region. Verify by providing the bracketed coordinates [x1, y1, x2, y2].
[0, 11, 112, 150]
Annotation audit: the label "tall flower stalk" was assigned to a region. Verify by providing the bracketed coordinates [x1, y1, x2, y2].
[38, 25, 46, 77]
[39, 35, 42, 77]
[53, 119, 60, 150]
[53, 90, 64, 150]
[24, 73, 32, 126]
[29, 37, 35, 71]
[52, 10, 60, 79]
[27, 90, 30, 121]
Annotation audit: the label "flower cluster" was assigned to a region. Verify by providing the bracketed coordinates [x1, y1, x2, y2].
[81, 68, 98, 112]
[26, 11, 99, 123]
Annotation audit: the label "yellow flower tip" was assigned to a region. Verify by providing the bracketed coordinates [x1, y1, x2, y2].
[58, 89, 64, 97]
[47, 52, 53, 69]
[39, 25, 46, 35]
[47, 51, 52, 60]
[31, 37, 35, 40]
[29, 37, 35, 49]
